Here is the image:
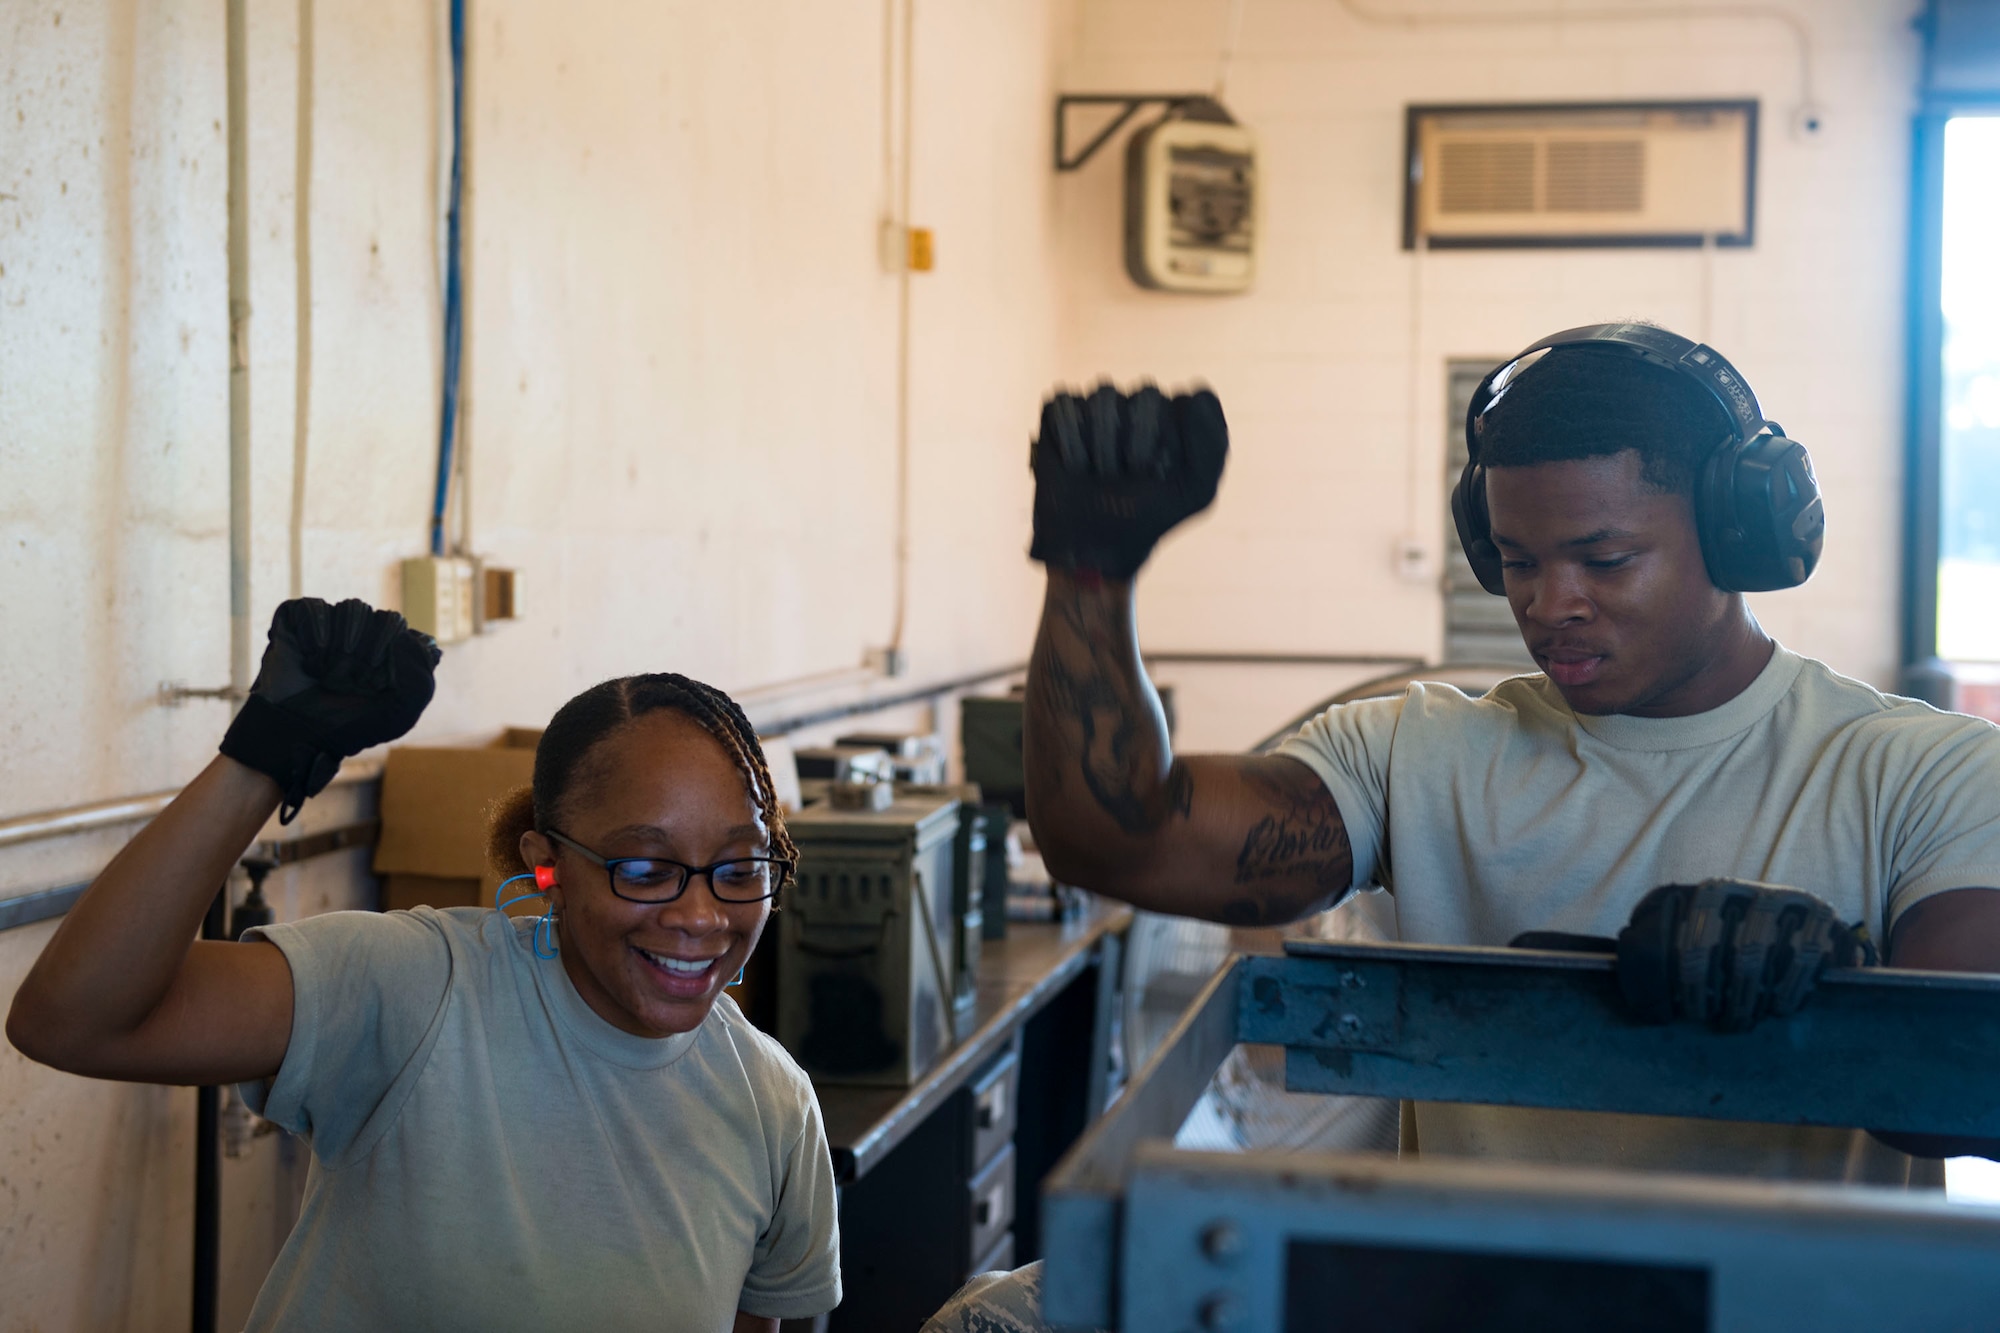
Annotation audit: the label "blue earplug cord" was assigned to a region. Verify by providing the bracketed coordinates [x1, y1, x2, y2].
[495, 872, 559, 959]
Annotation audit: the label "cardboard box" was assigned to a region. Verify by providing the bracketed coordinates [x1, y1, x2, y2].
[373, 728, 543, 915]
[382, 874, 490, 913]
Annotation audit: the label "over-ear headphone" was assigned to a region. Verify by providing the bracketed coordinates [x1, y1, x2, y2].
[1451, 322, 1825, 596]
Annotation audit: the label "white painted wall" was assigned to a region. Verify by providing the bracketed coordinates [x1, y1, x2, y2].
[1, 0, 1065, 1321]
[1, 0, 1063, 825]
[1054, 0, 1922, 685]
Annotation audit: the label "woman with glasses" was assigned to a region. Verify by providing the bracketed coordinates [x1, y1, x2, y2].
[7, 598, 840, 1332]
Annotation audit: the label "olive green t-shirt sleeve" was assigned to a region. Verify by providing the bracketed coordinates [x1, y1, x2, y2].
[237, 908, 454, 1163]
[738, 1079, 842, 1317]
[1276, 691, 1408, 892]
[1881, 716, 2000, 930]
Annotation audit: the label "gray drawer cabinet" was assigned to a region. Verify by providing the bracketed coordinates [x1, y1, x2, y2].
[965, 1140, 1017, 1267]
[962, 1035, 1022, 1269]
[966, 1039, 1020, 1177]
[819, 906, 1131, 1333]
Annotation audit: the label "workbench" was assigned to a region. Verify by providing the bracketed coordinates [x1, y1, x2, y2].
[806, 898, 1131, 1333]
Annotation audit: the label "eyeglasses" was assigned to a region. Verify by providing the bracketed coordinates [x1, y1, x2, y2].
[544, 828, 792, 905]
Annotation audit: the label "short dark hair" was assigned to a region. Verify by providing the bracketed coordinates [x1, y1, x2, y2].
[487, 673, 795, 876]
[1473, 345, 1734, 494]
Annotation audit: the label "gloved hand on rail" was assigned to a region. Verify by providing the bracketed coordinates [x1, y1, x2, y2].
[1029, 381, 1229, 581]
[219, 597, 441, 823]
[1613, 877, 1877, 1032]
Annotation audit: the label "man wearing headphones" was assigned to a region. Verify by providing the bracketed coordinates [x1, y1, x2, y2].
[921, 324, 2000, 1331]
[1017, 323, 2000, 1181]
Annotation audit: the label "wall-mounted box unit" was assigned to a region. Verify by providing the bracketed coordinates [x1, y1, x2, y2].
[1126, 108, 1257, 292]
[401, 555, 477, 644]
[1404, 101, 1757, 249]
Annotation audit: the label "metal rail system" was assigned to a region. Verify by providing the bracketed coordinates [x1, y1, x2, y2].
[1042, 939, 2000, 1332]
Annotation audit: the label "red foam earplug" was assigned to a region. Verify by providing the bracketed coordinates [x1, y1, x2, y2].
[535, 865, 558, 892]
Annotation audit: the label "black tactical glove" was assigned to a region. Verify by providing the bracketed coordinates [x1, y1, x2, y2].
[1029, 382, 1228, 580]
[1615, 878, 1877, 1032]
[220, 597, 441, 822]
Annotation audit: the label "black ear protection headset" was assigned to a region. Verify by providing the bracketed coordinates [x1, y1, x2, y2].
[1450, 322, 1825, 596]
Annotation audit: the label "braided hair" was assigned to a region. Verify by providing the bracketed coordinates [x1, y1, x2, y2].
[487, 673, 795, 876]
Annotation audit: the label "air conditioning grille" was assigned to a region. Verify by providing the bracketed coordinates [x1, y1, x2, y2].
[1437, 140, 1535, 214]
[1545, 138, 1645, 213]
[1406, 101, 1755, 247]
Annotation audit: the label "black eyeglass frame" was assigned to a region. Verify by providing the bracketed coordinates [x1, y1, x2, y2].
[542, 828, 793, 904]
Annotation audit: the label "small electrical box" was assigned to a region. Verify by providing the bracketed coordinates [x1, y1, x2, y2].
[1124, 101, 1257, 294]
[400, 556, 520, 643]
[401, 555, 477, 644]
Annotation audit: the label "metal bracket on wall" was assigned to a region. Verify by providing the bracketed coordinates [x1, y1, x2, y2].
[1054, 94, 1209, 171]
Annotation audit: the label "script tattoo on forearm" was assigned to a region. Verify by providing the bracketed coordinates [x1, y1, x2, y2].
[1028, 587, 1188, 836]
[1222, 763, 1353, 926]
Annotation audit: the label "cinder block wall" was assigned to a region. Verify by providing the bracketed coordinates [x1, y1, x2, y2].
[0, 0, 1066, 1322]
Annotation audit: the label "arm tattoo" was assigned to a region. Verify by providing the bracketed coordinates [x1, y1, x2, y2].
[1027, 587, 1185, 836]
[1025, 583, 1348, 930]
[1228, 763, 1353, 924]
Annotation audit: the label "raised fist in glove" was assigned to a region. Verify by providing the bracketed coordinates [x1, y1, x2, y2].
[1029, 382, 1228, 581]
[1616, 878, 1877, 1032]
[220, 597, 441, 822]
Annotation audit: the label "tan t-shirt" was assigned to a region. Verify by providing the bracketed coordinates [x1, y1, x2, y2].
[240, 906, 840, 1331]
[1278, 644, 2000, 1184]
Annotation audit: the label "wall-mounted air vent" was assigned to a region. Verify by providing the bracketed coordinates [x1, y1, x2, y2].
[1405, 101, 1757, 249]
[1437, 140, 1536, 214]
